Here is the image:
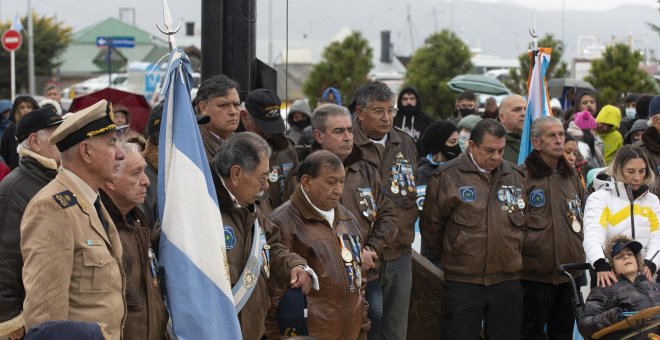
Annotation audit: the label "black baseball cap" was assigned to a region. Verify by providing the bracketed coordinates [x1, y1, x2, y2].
[245, 88, 285, 134]
[610, 239, 643, 258]
[276, 287, 309, 336]
[16, 106, 64, 143]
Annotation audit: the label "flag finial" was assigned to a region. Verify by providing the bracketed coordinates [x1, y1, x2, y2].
[156, 0, 181, 50]
[529, 9, 539, 51]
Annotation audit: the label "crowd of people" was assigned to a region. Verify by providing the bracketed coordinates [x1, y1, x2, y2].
[0, 77, 658, 340]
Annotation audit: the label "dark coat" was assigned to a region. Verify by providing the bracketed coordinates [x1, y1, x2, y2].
[100, 191, 169, 340]
[417, 156, 441, 186]
[0, 122, 19, 169]
[639, 126, 660, 197]
[142, 140, 159, 230]
[0, 152, 58, 333]
[521, 150, 586, 284]
[394, 86, 434, 156]
[578, 274, 660, 338]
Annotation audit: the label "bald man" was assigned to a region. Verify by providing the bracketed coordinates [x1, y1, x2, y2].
[499, 95, 527, 164]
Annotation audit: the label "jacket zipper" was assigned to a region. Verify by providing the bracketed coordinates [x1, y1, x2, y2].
[629, 195, 636, 240]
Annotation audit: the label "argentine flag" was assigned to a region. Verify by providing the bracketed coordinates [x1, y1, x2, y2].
[518, 47, 552, 165]
[157, 48, 241, 339]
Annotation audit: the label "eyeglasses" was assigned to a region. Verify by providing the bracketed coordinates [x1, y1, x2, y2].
[364, 107, 398, 118]
[245, 171, 269, 185]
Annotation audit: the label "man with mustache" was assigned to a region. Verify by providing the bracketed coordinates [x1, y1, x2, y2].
[213, 132, 311, 339]
[21, 100, 126, 340]
[197, 74, 242, 162]
[310, 103, 397, 338]
[100, 142, 168, 340]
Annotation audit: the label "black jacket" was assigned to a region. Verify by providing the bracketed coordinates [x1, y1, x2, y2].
[395, 87, 434, 155]
[578, 274, 660, 338]
[0, 152, 58, 330]
[0, 122, 19, 170]
[417, 156, 440, 186]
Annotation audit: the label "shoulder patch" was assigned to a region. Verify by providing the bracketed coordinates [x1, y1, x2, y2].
[529, 189, 545, 207]
[458, 186, 477, 202]
[52, 191, 78, 209]
[224, 225, 236, 250]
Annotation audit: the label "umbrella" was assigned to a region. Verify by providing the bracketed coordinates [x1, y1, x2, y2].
[447, 74, 511, 96]
[69, 87, 151, 134]
[546, 78, 596, 99]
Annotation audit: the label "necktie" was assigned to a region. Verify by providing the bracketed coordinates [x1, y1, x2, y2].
[94, 196, 109, 234]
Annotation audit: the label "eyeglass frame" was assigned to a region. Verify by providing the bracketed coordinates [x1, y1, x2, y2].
[245, 170, 270, 185]
[362, 106, 398, 118]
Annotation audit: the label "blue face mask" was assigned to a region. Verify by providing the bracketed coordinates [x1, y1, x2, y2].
[625, 108, 636, 120]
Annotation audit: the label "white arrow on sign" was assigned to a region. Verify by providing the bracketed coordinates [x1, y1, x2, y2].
[4, 37, 19, 43]
[98, 37, 107, 46]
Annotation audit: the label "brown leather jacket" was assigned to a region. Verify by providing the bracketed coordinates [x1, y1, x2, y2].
[304, 142, 397, 281]
[213, 172, 272, 340]
[200, 124, 224, 163]
[100, 191, 169, 340]
[352, 118, 419, 261]
[521, 150, 586, 284]
[421, 153, 528, 285]
[639, 126, 660, 197]
[259, 135, 299, 216]
[265, 187, 369, 339]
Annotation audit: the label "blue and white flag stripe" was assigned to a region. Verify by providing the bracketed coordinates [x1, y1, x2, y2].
[518, 48, 552, 165]
[158, 48, 241, 339]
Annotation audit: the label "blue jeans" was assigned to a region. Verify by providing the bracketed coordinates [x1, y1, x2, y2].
[366, 279, 383, 340]
[379, 252, 412, 340]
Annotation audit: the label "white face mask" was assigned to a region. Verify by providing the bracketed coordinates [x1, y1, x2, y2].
[459, 130, 471, 142]
[625, 108, 636, 120]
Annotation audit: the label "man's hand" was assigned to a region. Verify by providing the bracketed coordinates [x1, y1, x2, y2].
[362, 248, 378, 270]
[597, 271, 618, 288]
[290, 266, 312, 295]
[9, 326, 25, 340]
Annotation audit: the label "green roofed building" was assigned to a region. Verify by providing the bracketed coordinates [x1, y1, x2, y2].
[58, 17, 169, 80]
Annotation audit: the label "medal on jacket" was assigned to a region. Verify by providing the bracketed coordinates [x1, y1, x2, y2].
[567, 194, 583, 233]
[515, 188, 525, 209]
[390, 164, 400, 194]
[148, 247, 160, 287]
[338, 235, 353, 263]
[262, 244, 271, 279]
[268, 166, 279, 182]
[358, 188, 377, 220]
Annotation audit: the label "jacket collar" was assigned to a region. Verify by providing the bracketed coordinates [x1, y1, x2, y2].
[524, 149, 574, 178]
[352, 117, 401, 147]
[19, 148, 58, 170]
[290, 186, 350, 226]
[456, 152, 514, 176]
[99, 190, 145, 231]
[608, 180, 649, 201]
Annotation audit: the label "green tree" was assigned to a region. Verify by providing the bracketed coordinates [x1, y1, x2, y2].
[649, 0, 660, 35]
[584, 43, 657, 106]
[302, 31, 373, 109]
[504, 34, 568, 95]
[0, 12, 72, 97]
[405, 29, 473, 119]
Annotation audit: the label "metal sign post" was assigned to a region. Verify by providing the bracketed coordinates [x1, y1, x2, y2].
[2, 29, 22, 101]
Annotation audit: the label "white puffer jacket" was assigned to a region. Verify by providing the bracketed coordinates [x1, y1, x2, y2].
[583, 180, 660, 269]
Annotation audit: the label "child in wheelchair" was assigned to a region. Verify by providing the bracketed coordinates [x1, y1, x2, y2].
[578, 235, 660, 338]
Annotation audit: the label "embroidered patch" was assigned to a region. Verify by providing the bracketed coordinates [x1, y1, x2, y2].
[529, 189, 545, 208]
[224, 225, 236, 250]
[458, 186, 476, 202]
[416, 185, 427, 210]
[52, 190, 77, 209]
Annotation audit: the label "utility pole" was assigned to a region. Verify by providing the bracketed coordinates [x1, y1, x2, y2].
[406, 4, 415, 54]
[27, 0, 35, 95]
[268, 0, 273, 65]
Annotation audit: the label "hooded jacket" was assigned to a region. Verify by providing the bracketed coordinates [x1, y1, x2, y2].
[421, 152, 528, 285]
[596, 105, 624, 165]
[395, 87, 433, 147]
[285, 99, 312, 145]
[639, 126, 660, 198]
[578, 274, 660, 338]
[0, 150, 58, 335]
[583, 180, 660, 271]
[521, 150, 586, 284]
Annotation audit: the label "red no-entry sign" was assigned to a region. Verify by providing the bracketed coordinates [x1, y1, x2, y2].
[2, 29, 22, 52]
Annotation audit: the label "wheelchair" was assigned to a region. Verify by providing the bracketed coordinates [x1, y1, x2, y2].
[559, 263, 660, 340]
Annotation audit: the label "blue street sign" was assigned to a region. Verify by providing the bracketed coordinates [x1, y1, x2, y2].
[96, 36, 135, 48]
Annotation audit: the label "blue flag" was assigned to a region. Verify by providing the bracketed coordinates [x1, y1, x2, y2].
[518, 47, 552, 165]
[157, 48, 241, 339]
[11, 13, 23, 31]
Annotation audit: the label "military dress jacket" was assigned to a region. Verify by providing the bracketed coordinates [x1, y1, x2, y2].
[21, 170, 126, 340]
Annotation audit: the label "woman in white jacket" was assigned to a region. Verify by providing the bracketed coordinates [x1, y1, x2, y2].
[583, 145, 660, 288]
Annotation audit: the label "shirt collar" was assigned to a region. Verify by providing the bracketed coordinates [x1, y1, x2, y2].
[220, 176, 242, 208]
[468, 152, 490, 173]
[369, 134, 388, 146]
[300, 185, 335, 226]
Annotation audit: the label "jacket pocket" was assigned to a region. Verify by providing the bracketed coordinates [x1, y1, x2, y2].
[80, 249, 114, 293]
[507, 211, 526, 230]
[527, 213, 550, 230]
[451, 209, 482, 228]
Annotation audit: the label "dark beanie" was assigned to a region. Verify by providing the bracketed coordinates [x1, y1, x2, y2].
[421, 120, 458, 156]
[649, 95, 660, 117]
[636, 94, 653, 119]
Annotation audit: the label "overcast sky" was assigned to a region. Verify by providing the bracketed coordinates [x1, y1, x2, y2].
[2, 0, 657, 32]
